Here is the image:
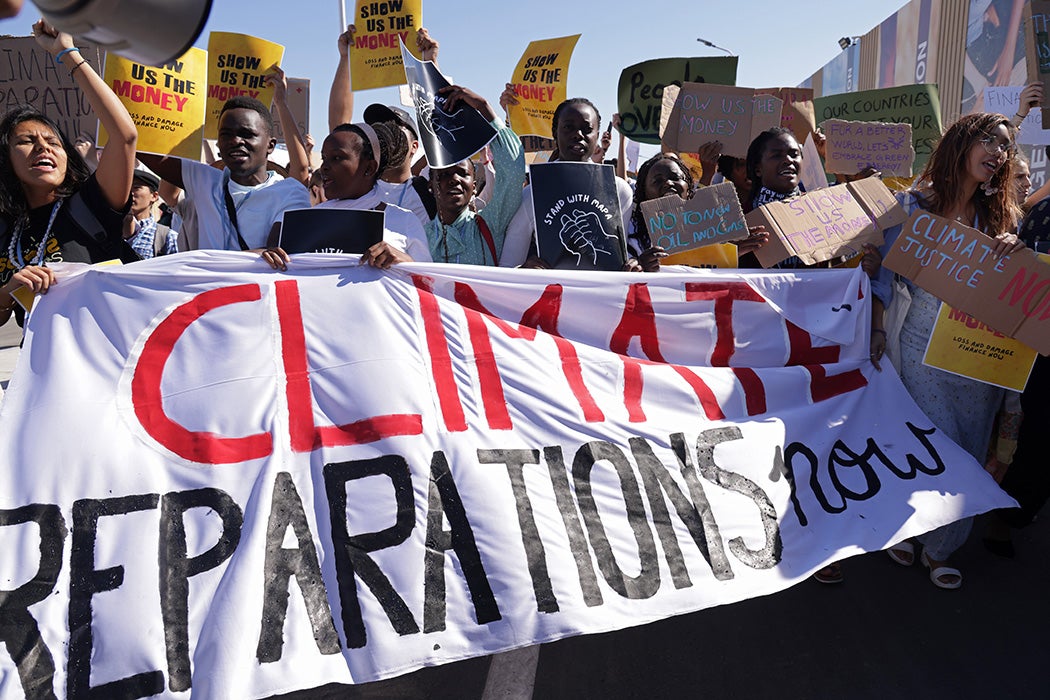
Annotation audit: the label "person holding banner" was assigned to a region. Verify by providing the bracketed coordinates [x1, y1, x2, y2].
[500, 97, 634, 268]
[0, 19, 139, 322]
[138, 97, 310, 252]
[871, 112, 1026, 589]
[261, 121, 430, 270]
[425, 85, 525, 266]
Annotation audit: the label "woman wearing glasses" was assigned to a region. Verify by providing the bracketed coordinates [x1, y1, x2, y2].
[870, 113, 1025, 589]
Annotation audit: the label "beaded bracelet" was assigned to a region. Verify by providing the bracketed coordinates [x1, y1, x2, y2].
[54, 47, 80, 64]
[68, 60, 88, 77]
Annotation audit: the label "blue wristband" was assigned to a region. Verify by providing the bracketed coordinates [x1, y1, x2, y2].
[54, 47, 80, 64]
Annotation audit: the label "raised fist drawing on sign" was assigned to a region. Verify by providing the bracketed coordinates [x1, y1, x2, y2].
[559, 209, 617, 265]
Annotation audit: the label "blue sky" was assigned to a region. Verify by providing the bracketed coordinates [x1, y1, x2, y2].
[1, 0, 907, 146]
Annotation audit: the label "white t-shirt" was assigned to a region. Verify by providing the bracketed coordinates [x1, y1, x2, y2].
[499, 176, 634, 267]
[374, 178, 430, 230]
[316, 186, 432, 262]
[181, 160, 311, 250]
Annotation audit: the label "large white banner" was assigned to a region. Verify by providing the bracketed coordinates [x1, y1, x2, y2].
[0, 253, 1012, 699]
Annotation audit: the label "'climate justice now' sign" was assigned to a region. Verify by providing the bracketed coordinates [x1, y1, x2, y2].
[0, 254, 1011, 699]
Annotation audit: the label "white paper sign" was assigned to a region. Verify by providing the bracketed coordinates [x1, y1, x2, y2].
[985, 86, 1050, 146]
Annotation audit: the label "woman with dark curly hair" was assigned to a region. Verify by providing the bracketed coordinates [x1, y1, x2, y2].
[0, 19, 138, 325]
[872, 112, 1026, 589]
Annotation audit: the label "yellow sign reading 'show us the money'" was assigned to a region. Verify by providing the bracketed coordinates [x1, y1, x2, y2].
[507, 35, 580, 138]
[350, 0, 422, 91]
[922, 303, 1038, 391]
[100, 48, 207, 159]
[205, 32, 284, 140]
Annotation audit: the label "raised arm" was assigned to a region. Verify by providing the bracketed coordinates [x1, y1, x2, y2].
[328, 24, 355, 130]
[266, 65, 310, 185]
[33, 20, 136, 209]
[613, 113, 626, 180]
[136, 153, 185, 190]
[417, 27, 439, 67]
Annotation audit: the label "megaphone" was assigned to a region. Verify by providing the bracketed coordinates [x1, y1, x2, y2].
[31, 0, 213, 67]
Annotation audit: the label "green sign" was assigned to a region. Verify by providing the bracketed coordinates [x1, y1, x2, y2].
[616, 57, 737, 145]
[814, 84, 941, 172]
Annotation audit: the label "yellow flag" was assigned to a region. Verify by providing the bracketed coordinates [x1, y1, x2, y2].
[922, 304, 1038, 391]
[508, 35, 581, 138]
[350, 0, 423, 91]
[205, 32, 285, 140]
[100, 48, 207, 159]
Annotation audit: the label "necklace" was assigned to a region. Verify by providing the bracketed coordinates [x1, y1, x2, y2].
[8, 199, 63, 270]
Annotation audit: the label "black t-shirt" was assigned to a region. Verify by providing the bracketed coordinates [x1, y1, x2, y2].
[0, 174, 134, 287]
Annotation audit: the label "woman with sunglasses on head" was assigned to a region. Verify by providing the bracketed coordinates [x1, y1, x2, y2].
[871, 113, 1025, 589]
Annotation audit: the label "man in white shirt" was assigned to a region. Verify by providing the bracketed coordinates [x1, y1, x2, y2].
[139, 97, 310, 251]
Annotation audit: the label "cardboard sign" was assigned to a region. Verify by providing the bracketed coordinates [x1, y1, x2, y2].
[507, 34, 580, 138]
[350, 0, 422, 91]
[278, 208, 384, 254]
[813, 84, 941, 172]
[745, 178, 905, 267]
[660, 83, 782, 158]
[1023, 0, 1050, 129]
[756, 87, 816, 144]
[521, 135, 556, 153]
[923, 304, 1038, 391]
[616, 57, 738, 145]
[400, 41, 497, 168]
[205, 32, 284, 140]
[985, 85, 1050, 146]
[822, 119, 915, 177]
[271, 77, 309, 144]
[663, 243, 739, 268]
[0, 36, 103, 142]
[799, 132, 830, 193]
[640, 182, 748, 255]
[883, 210, 1050, 355]
[100, 48, 207, 159]
[531, 162, 626, 270]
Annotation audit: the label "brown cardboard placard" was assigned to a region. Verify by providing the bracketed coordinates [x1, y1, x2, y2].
[660, 83, 782, 158]
[1024, 1, 1050, 129]
[745, 177, 905, 267]
[883, 210, 1050, 355]
[756, 87, 816, 145]
[822, 119, 915, 177]
[0, 36, 103, 142]
[639, 181, 748, 255]
[270, 77, 309, 144]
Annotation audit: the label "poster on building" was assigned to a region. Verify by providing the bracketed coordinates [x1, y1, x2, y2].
[100, 48, 207, 159]
[205, 32, 284, 140]
[966, 0, 1026, 117]
[350, 0, 422, 91]
[616, 57, 737, 145]
[0, 36, 103, 144]
[877, 0, 941, 90]
[506, 35, 580, 138]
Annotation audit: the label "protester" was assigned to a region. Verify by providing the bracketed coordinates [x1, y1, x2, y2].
[266, 64, 311, 187]
[417, 84, 523, 266]
[328, 24, 439, 228]
[717, 155, 750, 206]
[123, 169, 177, 259]
[0, 19, 139, 325]
[261, 121, 430, 270]
[499, 96, 637, 268]
[871, 112, 1025, 589]
[138, 96, 310, 252]
[628, 152, 768, 271]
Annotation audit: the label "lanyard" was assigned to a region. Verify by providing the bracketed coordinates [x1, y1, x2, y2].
[9, 199, 63, 269]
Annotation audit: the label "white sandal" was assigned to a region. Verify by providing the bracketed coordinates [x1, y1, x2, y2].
[887, 540, 915, 567]
[921, 550, 962, 590]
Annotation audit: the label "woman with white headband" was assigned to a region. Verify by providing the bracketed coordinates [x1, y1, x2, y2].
[261, 120, 431, 269]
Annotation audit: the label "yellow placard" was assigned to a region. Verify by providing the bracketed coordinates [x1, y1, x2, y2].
[507, 35, 581, 138]
[663, 243, 739, 269]
[100, 48, 207, 159]
[350, 0, 423, 91]
[205, 32, 285, 140]
[922, 304, 1038, 391]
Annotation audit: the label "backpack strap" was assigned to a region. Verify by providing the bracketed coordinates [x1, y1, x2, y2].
[153, 223, 172, 257]
[477, 215, 497, 265]
[411, 175, 437, 220]
[66, 191, 141, 263]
